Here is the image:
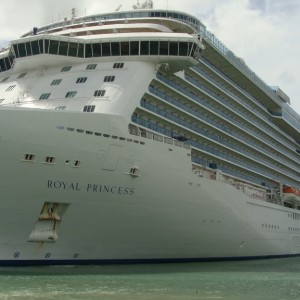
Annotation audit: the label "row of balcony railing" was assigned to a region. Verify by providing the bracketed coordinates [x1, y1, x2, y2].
[139, 100, 300, 186]
[147, 87, 298, 175]
[156, 73, 300, 165]
[132, 114, 278, 189]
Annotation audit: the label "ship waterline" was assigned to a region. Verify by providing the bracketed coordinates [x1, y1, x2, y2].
[0, 7, 299, 265]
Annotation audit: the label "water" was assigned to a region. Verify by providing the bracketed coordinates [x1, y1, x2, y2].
[1, 257, 300, 300]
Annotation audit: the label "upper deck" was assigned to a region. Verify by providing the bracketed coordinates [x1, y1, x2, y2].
[0, 9, 299, 140]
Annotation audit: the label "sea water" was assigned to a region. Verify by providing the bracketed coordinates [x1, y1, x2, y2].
[0, 257, 300, 300]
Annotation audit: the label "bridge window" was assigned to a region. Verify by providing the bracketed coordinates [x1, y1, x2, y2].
[102, 43, 111, 56]
[49, 40, 59, 55]
[44, 39, 49, 53]
[25, 42, 32, 56]
[121, 42, 130, 56]
[159, 41, 168, 55]
[130, 41, 139, 55]
[78, 43, 84, 58]
[18, 43, 27, 57]
[150, 41, 159, 55]
[13, 44, 19, 58]
[68, 42, 78, 57]
[31, 40, 40, 55]
[111, 42, 120, 56]
[39, 40, 44, 54]
[59, 41, 68, 56]
[169, 42, 178, 56]
[179, 42, 188, 56]
[85, 43, 92, 58]
[140, 41, 149, 55]
[92, 43, 101, 57]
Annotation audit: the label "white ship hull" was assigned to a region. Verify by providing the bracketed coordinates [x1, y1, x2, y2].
[0, 109, 299, 265]
[0, 8, 299, 265]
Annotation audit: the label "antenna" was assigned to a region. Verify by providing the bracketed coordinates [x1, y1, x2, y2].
[71, 8, 76, 19]
[133, 0, 153, 9]
[115, 5, 122, 11]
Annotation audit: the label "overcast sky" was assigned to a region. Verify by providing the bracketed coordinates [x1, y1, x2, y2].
[1, 0, 299, 115]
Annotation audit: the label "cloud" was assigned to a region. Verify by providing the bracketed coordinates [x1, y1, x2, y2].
[0, 0, 299, 114]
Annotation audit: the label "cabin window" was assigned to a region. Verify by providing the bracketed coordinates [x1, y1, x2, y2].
[104, 75, 115, 82]
[1, 77, 9, 82]
[23, 154, 35, 161]
[86, 64, 97, 70]
[83, 105, 95, 112]
[94, 90, 106, 97]
[44, 156, 55, 164]
[39, 93, 51, 100]
[61, 66, 72, 72]
[113, 63, 124, 69]
[5, 85, 16, 92]
[17, 73, 27, 79]
[51, 79, 62, 85]
[73, 160, 80, 167]
[76, 77, 87, 83]
[65, 91, 77, 98]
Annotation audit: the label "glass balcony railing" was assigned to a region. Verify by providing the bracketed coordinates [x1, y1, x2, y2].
[156, 73, 300, 165]
[148, 86, 298, 173]
[191, 64, 297, 149]
[131, 115, 293, 189]
[140, 100, 300, 183]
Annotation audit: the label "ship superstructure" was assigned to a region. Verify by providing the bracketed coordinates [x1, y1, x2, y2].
[0, 7, 299, 265]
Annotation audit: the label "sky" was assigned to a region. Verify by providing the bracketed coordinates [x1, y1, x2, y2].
[0, 0, 299, 115]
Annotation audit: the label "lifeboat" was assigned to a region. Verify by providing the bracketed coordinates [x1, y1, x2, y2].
[283, 186, 300, 202]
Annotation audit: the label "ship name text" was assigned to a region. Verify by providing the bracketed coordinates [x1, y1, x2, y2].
[47, 180, 135, 195]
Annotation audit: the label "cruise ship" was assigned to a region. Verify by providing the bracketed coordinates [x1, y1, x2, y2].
[0, 2, 299, 265]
